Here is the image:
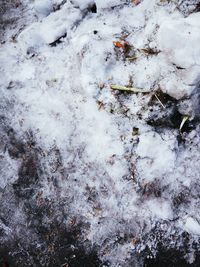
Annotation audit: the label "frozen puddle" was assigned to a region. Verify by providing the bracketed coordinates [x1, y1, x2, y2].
[1, 0, 200, 266]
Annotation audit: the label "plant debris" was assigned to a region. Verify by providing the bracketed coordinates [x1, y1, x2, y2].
[138, 48, 160, 56]
[113, 41, 124, 48]
[110, 84, 150, 93]
[179, 115, 189, 131]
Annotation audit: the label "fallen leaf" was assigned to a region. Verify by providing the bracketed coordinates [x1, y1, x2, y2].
[113, 41, 124, 48]
[132, 0, 141, 5]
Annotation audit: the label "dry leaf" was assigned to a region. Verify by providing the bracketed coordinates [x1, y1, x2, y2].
[132, 0, 141, 5]
[113, 41, 124, 48]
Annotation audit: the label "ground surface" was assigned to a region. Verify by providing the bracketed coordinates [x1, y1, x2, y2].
[1, 0, 200, 266]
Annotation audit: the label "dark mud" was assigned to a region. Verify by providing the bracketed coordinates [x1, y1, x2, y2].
[144, 248, 200, 267]
[0, 127, 104, 267]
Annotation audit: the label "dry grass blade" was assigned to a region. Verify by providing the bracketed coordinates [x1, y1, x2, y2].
[154, 93, 165, 108]
[126, 56, 139, 61]
[110, 84, 150, 93]
[179, 115, 189, 131]
[139, 48, 160, 55]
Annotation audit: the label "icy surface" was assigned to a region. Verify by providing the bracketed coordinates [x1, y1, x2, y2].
[1, 0, 200, 266]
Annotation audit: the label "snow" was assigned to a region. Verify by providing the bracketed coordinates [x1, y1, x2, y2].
[136, 131, 176, 181]
[184, 217, 200, 235]
[34, 0, 64, 16]
[146, 198, 173, 220]
[1, 0, 200, 265]
[72, 0, 95, 10]
[95, 0, 127, 9]
[157, 12, 200, 69]
[18, 2, 82, 50]
[0, 151, 19, 189]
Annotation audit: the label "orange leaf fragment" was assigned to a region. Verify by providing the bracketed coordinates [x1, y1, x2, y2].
[113, 41, 124, 48]
[132, 0, 141, 5]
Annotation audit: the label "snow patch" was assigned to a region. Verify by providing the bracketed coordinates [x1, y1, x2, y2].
[136, 131, 176, 181]
[147, 198, 173, 220]
[184, 217, 200, 235]
[18, 2, 81, 51]
[158, 12, 200, 69]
